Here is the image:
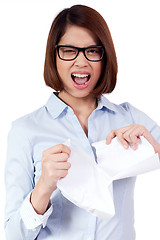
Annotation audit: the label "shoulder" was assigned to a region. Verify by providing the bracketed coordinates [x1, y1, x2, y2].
[101, 95, 155, 124]
[9, 106, 47, 141]
[12, 106, 46, 128]
[102, 96, 160, 138]
[100, 95, 135, 115]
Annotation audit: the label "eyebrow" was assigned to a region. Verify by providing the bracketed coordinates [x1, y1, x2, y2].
[56, 44, 101, 48]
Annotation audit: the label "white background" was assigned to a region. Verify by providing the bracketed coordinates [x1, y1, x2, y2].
[0, 0, 160, 239]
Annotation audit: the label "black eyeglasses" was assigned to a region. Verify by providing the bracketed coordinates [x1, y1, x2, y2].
[55, 45, 104, 62]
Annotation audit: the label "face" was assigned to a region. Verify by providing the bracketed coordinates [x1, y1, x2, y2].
[56, 25, 103, 99]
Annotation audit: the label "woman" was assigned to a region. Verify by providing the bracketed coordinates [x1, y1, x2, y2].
[5, 4, 160, 240]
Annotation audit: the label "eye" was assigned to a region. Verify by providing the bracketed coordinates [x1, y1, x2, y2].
[61, 47, 76, 54]
[87, 48, 100, 55]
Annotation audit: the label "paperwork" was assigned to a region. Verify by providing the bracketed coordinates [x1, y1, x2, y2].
[57, 137, 160, 220]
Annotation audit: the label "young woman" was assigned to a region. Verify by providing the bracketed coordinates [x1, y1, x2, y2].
[5, 4, 160, 240]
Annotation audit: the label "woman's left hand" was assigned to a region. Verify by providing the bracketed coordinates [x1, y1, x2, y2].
[106, 124, 160, 158]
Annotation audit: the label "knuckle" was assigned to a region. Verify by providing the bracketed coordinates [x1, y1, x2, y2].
[129, 132, 134, 138]
[142, 125, 147, 131]
[54, 169, 62, 179]
[63, 170, 69, 177]
[56, 169, 69, 179]
[110, 130, 115, 135]
[58, 144, 65, 151]
[117, 132, 123, 138]
[122, 132, 127, 138]
[60, 153, 68, 162]
[66, 162, 71, 169]
[63, 152, 69, 158]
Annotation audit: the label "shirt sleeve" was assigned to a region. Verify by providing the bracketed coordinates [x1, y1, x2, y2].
[20, 192, 53, 230]
[125, 102, 160, 143]
[4, 121, 52, 239]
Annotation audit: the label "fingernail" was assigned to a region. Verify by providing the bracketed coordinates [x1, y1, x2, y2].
[106, 139, 110, 144]
[124, 144, 128, 149]
[132, 145, 137, 150]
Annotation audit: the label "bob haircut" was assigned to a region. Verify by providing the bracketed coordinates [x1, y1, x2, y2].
[44, 4, 118, 97]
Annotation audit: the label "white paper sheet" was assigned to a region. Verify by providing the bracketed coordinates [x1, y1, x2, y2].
[57, 137, 160, 220]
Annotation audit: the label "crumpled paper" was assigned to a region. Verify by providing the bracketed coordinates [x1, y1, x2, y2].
[57, 137, 160, 220]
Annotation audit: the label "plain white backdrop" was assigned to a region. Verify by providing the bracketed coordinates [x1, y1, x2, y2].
[0, 0, 160, 239]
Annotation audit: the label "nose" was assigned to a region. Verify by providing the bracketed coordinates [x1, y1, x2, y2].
[74, 51, 88, 67]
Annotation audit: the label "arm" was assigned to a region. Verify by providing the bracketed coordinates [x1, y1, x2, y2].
[4, 123, 40, 239]
[5, 123, 71, 239]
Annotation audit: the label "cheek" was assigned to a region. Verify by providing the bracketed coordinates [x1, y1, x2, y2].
[56, 57, 71, 80]
[93, 62, 103, 79]
[56, 57, 63, 77]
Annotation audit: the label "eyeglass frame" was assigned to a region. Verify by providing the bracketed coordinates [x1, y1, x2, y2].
[55, 45, 105, 62]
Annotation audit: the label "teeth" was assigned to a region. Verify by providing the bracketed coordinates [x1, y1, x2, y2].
[72, 73, 89, 78]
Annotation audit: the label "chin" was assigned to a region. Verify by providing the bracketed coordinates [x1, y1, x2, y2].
[69, 89, 93, 99]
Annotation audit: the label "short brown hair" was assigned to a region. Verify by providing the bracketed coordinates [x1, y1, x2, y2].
[44, 5, 118, 96]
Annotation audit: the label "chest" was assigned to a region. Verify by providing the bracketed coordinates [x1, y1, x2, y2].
[32, 109, 133, 184]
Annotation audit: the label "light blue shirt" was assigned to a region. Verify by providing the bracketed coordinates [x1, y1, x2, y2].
[5, 93, 160, 240]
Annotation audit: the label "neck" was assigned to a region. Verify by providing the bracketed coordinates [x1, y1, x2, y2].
[58, 90, 97, 114]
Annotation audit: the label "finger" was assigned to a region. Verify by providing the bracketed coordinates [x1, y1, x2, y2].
[123, 129, 138, 144]
[106, 130, 116, 144]
[130, 143, 138, 150]
[121, 124, 141, 143]
[122, 132, 141, 150]
[44, 152, 70, 163]
[123, 128, 142, 150]
[116, 132, 129, 149]
[43, 144, 71, 156]
[106, 125, 133, 145]
[55, 169, 69, 180]
[55, 162, 71, 170]
[129, 135, 141, 146]
[53, 171, 67, 181]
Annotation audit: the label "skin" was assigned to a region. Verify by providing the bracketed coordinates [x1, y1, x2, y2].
[30, 25, 103, 214]
[56, 25, 103, 101]
[30, 25, 160, 215]
[106, 124, 160, 158]
[57, 25, 103, 136]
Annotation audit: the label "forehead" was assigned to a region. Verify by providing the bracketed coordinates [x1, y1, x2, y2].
[58, 24, 99, 46]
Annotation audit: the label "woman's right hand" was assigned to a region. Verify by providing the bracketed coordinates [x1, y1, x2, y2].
[40, 144, 71, 193]
[30, 144, 71, 214]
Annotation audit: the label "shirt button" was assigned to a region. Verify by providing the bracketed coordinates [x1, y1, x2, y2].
[87, 237, 92, 240]
[32, 228, 37, 232]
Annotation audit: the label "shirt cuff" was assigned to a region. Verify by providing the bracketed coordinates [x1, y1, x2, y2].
[20, 192, 53, 230]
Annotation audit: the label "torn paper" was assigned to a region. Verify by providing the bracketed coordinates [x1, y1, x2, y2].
[57, 137, 160, 220]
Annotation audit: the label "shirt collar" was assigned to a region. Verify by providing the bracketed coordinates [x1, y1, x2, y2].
[45, 93, 120, 119]
[45, 92, 68, 119]
[97, 95, 120, 113]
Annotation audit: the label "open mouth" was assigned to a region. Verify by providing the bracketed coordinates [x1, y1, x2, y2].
[71, 73, 91, 86]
